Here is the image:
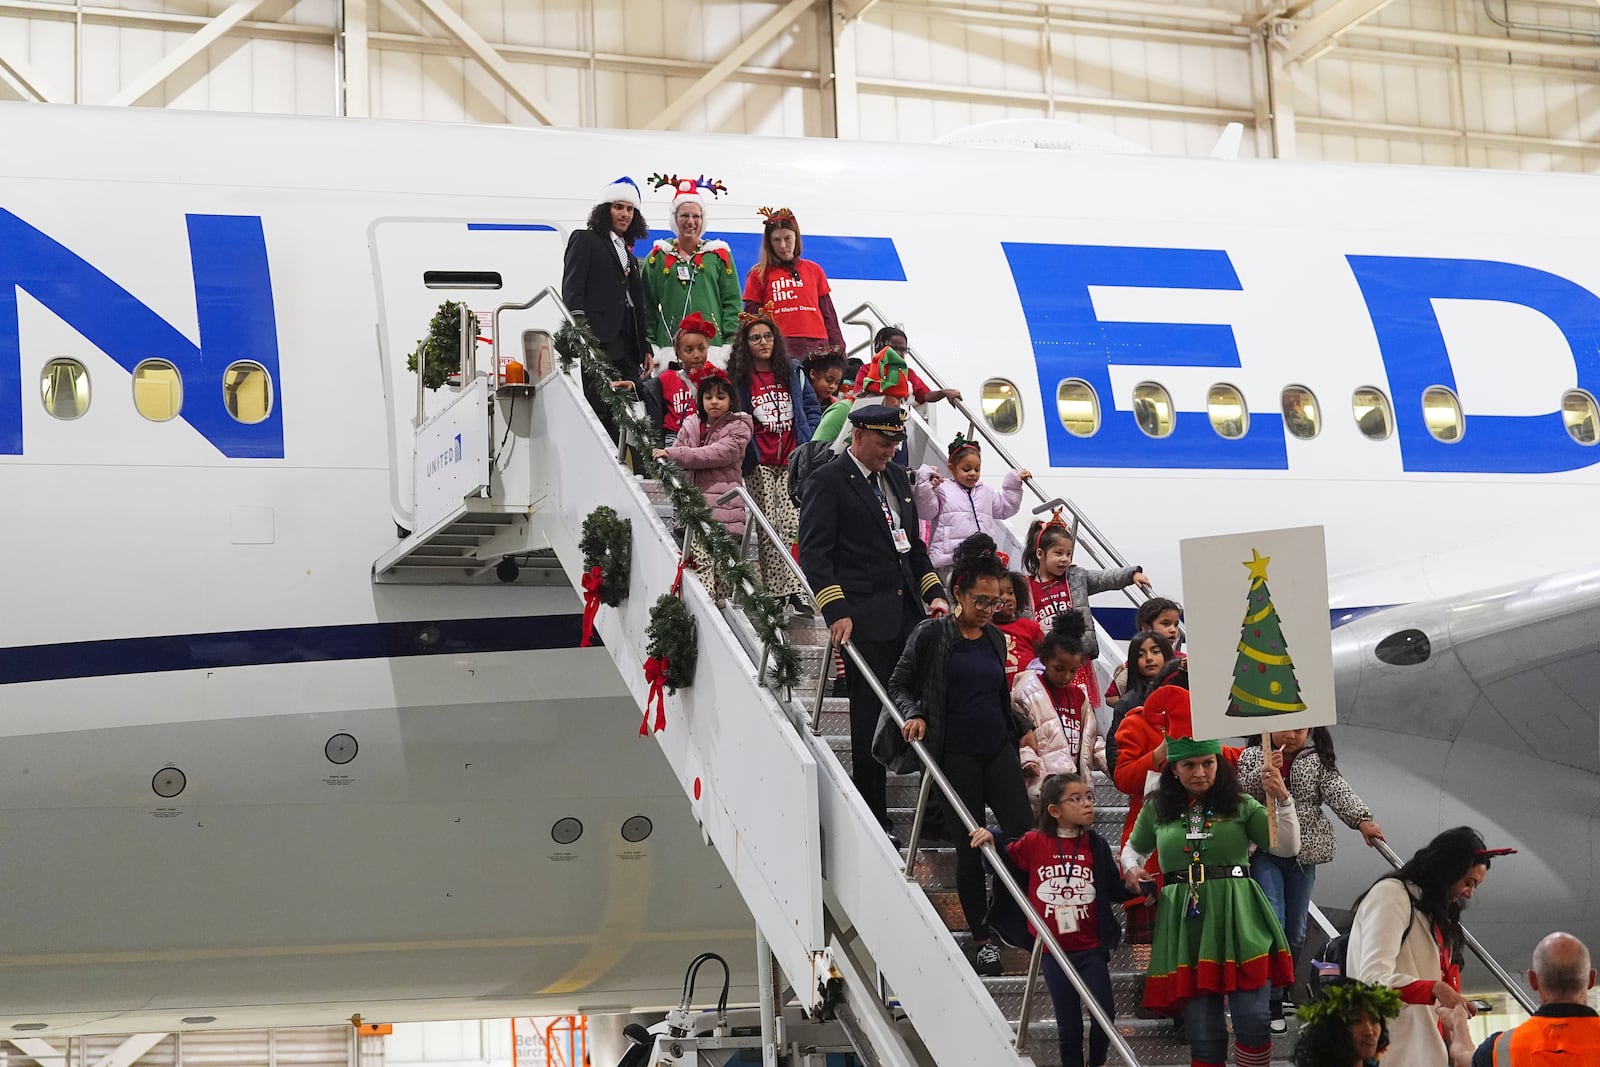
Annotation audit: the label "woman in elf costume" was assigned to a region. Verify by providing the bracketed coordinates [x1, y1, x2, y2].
[642, 175, 741, 353]
[814, 346, 912, 461]
[1121, 727, 1300, 1067]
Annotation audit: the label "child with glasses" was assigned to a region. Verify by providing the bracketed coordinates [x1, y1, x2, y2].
[973, 773, 1139, 1067]
[1013, 612, 1104, 799]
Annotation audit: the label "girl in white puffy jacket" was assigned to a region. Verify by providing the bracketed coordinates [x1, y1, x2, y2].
[1014, 612, 1105, 800]
[912, 435, 1029, 569]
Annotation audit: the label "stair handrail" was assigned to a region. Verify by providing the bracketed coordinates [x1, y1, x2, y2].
[1369, 838, 1537, 1014]
[839, 300, 1165, 619]
[716, 485, 1143, 1065]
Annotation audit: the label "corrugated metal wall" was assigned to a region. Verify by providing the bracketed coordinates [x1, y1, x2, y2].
[0, 0, 1595, 168]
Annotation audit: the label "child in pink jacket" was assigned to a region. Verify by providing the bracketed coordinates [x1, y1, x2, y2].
[653, 366, 753, 600]
[912, 435, 1029, 570]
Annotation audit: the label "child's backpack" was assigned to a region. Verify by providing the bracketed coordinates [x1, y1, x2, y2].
[786, 439, 836, 507]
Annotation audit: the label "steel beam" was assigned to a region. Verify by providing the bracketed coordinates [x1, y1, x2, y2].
[93, 1035, 169, 1067]
[343, 0, 369, 117]
[412, 0, 560, 124]
[1280, 0, 1398, 63]
[644, 0, 818, 130]
[0, 44, 61, 101]
[108, 0, 270, 105]
[829, 0, 860, 138]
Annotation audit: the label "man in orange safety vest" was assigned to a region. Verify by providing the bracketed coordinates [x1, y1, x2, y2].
[1474, 932, 1599, 1066]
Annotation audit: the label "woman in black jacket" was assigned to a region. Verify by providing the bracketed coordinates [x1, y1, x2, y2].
[561, 177, 652, 442]
[890, 532, 1036, 977]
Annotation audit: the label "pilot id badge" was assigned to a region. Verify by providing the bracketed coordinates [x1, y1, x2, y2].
[891, 528, 911, 554]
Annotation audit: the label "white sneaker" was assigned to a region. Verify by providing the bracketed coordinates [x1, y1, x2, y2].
[1269, 1017, 1288, 1035]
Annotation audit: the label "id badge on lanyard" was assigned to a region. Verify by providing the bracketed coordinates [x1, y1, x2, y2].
[892, 528, 911, 554]
[676, 263, 692, 282]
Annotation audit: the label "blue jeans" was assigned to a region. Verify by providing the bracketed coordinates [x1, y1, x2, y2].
[1182, 984, 1270, 1062]
[1250, 851, 1317, 949]
[1042, 948, 1115, 1067]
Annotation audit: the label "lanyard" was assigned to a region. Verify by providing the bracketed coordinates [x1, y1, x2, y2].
[868, 473, 900, 531]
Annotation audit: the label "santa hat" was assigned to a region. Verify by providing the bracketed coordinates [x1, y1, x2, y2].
[859, 346, 911, 400]
[1142, 683, 1194, 741]
[600, 175, 641, 209]
[649, 174, 727, 232]
[676, 312, 719, 343]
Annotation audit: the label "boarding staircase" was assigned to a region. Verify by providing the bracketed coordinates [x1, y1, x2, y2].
[373, 283, 1536, 1067]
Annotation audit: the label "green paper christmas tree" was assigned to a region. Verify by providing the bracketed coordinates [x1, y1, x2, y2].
[1226, 549, 1308, 718]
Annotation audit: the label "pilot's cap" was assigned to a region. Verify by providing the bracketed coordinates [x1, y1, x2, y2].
[849, 404, 907, 440]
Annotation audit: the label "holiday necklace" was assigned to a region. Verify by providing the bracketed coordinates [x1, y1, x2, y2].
[1182, 798, 1214, 919]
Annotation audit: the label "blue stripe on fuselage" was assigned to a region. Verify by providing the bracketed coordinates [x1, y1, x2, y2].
[0, 614, 593, 686]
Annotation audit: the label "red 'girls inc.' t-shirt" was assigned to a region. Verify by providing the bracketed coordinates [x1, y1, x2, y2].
[743, 260, 830, 341]
[659, 369, 694, 433]
[1005, 829, 1101, 952]
[748, 369, 796, 466]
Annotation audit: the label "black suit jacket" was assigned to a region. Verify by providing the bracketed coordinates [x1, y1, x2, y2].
[798, 453, 946, 643]
[562, 228, 647, 350]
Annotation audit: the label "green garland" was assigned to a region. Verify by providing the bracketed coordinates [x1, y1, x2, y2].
[646, 594, 698, 691]
[555, 318, 802, 690]
[408, 300, 463, 391]
[579, 506, 632, 607]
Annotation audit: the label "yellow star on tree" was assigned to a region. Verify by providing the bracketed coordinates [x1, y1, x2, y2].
[1243, 548, 1272, 582]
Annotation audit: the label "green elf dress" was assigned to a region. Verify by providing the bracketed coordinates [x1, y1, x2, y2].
[643, 238, 741, 349]
[1124, 757, 1297, 1013]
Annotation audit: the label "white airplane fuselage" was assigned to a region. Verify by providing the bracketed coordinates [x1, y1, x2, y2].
[0, 104, 1595, 1033]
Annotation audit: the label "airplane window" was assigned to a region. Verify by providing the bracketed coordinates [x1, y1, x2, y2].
[1131, 382, 1174, 439]
[1422, 385, 1462, 442]
[981, 378, 1022, 435]
[1352, 387, 1393, 440]
[1561, 390, 1598, 445]
[223, 361, 274, 424]
[1207, 383, 1247, 439]
[1055, 379, 1099, 437]
[1281, 385, 1320, 439]
[132, 359, 182, 422]
[40, 358, 90, 420]
[1375, 628, 1431, 666]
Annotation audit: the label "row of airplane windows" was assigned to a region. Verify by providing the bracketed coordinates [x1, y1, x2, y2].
[38, 357, 274, 425]
[977, 378, 1600, 445]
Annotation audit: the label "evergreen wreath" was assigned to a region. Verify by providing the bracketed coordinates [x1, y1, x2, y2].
[408, 300, 464, 391]
[646, 593, 698, 691]
[579, 506, 632, 607]
[555, 318, 802, 690]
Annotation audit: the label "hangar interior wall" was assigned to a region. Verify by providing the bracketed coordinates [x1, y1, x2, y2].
[0, 0, 1596, 168]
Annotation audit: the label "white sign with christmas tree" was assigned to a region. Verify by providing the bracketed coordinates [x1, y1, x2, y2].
[1179, 525, 1337, 742]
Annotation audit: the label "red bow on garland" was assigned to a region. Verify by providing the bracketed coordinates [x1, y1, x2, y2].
[641, 656, 669, 735]
[580, 565, 603, 647]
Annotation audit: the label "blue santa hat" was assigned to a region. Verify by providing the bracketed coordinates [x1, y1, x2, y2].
[600, 175, 641, 209]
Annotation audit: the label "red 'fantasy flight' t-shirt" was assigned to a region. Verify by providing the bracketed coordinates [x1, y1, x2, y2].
[748, 369, 796, 466]
[744, 260, 830, 341]
[1005, 829, 1102, 952]
[659, 369, 694, 434]
[1041, 675, 1089, 759]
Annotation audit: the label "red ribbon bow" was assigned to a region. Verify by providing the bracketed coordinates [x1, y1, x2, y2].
[580, 565, 603, 647]
[641, 656, 670, 735]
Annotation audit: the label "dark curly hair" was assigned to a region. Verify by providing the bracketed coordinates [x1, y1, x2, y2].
[1152, 748, 1243, 822]
[585, 201, 649, 243]
[950, 533, 1007, 597]
[1038, 610, 1088, 664]
[1290, 1011, 1390, 1067]
[726, 316, 794, 390]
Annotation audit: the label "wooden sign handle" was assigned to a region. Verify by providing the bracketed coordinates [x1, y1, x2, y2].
[1262, 731, 1279, 851]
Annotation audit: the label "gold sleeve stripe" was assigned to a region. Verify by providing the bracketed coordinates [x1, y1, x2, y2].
[815, 586, 845, 607]
[920, 573, 941, 595]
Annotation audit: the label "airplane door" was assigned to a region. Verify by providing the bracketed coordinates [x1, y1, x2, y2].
[370, 218, 570, 527]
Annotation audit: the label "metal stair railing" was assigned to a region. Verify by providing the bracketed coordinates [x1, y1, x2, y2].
[839, 301, 1165, 622]
[713, 483, 1145, 1065]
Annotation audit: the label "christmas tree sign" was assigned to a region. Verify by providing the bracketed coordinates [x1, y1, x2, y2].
[1180, 526, 1336, 741]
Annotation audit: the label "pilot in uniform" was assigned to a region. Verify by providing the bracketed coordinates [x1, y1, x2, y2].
[798, 404, 948, 835]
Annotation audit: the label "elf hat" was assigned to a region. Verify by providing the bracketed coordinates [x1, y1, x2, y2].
[1165, 735, 1222, 761]
[600, 176, 641, 209]
[676, 312, 719, 343]
[860, 346, 911, 400]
